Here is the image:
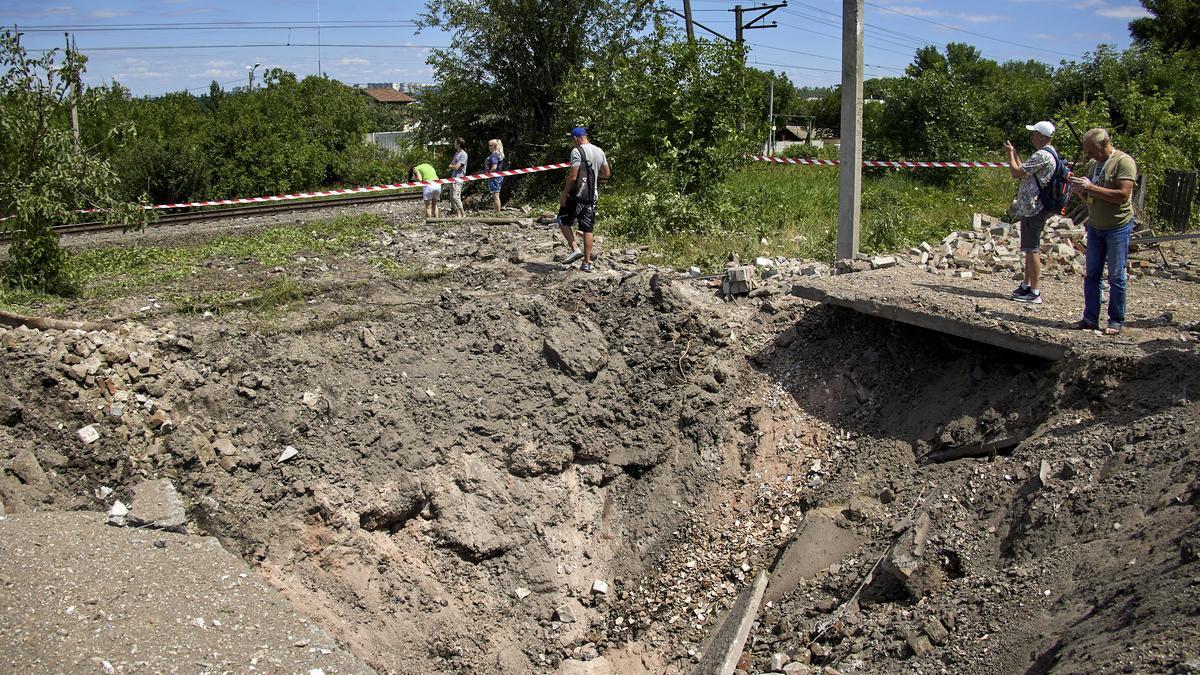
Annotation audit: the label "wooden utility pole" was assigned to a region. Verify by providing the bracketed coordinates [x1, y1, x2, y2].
[683, 0, 696, 43]
[65, 33, 80, 145]
[837, 0, 864, 261]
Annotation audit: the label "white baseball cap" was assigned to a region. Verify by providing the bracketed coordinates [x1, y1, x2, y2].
[1025, 121, 1055, 137]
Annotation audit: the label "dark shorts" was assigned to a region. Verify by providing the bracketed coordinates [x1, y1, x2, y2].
[487, 177, 503, 193]
[1019, 208, 1054, 252]
[557, 197, 596, 233]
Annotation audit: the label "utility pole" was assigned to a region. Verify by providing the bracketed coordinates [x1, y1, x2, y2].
[682, 0, 696, 43]
[767, 76, 775, 155]
[729, 2, 787, 45]
[729, 3, 786, 130]
[64, 33, 80, 145]
[837, 0, 864, 261]
[247, 62, 260, 91]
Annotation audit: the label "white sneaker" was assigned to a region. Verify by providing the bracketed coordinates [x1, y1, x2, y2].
[562, 249, 583, 264]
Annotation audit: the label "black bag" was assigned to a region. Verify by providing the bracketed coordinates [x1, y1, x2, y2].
[1035, 146, 1070, 213]
[573, 145, 597, 204]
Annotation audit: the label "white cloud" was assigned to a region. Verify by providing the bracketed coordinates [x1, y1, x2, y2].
[116, 70, 168, 80]
[1096, 5, 1151, 18]
[166, 6, 216, 15]
[339, 57, 370, 65]
[884, 5, 1005, 24]
[33, 5, 74, 16]
[90, 9, 131, 18]
[206, 60, 233, 67]
[204, 68, 239, 77]
[886, 5, 942, 16]
[1070, 0, 1106, 7]
[958, 13, 1005, 23]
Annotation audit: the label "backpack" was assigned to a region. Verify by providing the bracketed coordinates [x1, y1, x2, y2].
[1035, 146, 1070, 213]
[573, 145, 597, 204]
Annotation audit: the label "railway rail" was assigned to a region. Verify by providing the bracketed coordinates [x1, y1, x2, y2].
[0, 190, 422, 242]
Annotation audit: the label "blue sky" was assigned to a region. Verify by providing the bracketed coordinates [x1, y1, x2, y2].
[0, 0, 1150, 95]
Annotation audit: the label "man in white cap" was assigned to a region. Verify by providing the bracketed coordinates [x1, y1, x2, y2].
[1003, 120, 1061, 304]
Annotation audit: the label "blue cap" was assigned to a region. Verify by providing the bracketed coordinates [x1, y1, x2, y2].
[570, 126, 588, 138]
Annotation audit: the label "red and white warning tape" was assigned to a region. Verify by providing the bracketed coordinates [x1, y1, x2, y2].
[137, 162, 572, 212]
[1, 163, 570, 223]
[750, 155, 1007, 168]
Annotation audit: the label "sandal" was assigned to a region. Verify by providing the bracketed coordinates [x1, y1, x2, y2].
[1069, 320, 1098, 330]
[1103, 325, 1122, 335]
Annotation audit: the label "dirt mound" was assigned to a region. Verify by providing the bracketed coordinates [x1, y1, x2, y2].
[0, 258, 774, 672]
[3, 208, 1199, 674]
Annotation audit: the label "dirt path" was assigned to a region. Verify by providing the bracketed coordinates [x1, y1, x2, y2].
[0, 511, 367, 673]
[2, 201, 1198, 674]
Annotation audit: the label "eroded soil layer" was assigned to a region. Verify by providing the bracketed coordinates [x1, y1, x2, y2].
[2, 210, 1198, 674]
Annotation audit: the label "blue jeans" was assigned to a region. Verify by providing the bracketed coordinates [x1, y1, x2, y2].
[1083, 221, 1133, 327]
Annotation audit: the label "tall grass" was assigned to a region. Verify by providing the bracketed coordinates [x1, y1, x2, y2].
[603, 165, 1014, 270]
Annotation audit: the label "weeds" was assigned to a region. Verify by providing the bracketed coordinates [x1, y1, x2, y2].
[1, 213, 381, 313]
[602, 166, 1014, 270]
[372, 257, 451, 282]
[71, 213, 382, 294]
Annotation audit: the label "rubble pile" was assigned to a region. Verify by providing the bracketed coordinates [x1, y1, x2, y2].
[1151, 259, 1200, 283]
[906, 212, 1086, 279]
[0, 320, 276, 516]
[608, 481, 809, 657]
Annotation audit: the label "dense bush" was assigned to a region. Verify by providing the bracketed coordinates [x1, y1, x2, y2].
[77, 71, 421, 204]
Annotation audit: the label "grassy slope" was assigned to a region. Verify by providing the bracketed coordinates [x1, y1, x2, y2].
[616, 165, 1015, 271]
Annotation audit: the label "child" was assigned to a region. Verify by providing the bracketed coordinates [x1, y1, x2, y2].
[410, 163, 440, 219]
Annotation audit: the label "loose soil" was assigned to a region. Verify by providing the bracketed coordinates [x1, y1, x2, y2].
[1, 201, 1198, 674]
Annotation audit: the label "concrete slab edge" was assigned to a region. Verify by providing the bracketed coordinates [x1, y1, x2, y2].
[693, 571, 770, 675]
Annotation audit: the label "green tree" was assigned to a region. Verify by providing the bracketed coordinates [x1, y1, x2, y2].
[415, 0, 653, 164]
[558, 28, 755, 195]
[1130, 0, 1200, 51]
[0, 31, 145, 293]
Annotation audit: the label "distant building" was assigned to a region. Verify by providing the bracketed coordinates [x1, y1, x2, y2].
[360, 87, 416, 105]
[765, 126, 840, 155]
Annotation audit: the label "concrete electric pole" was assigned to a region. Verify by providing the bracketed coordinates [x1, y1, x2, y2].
[837, 0, 864, 261]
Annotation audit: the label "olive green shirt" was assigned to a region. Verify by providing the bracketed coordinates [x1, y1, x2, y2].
[1082, 150, 1136, 229]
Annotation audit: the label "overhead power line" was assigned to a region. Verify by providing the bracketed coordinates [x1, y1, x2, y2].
[772, 21, 918, 57]
[11, 20, 418, 30]
[14, 24, 420, 33]
[30, 43, 446, 52]
[783, 7, 934, 49]
[862, 0, 1083, 59]
[749, 42, 905, 71]
[185, 77, 244, 93]
[750, 59, 895, 76]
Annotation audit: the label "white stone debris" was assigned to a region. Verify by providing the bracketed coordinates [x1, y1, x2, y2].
[278, 446, 299, 463]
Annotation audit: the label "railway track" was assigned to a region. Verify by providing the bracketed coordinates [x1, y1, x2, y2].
[0, 190, 422, 242]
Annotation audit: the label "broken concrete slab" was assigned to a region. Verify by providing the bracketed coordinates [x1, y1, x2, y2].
[790, 272, 1069, 361]
[126, 479, 187, 533]
[694, 571, 769, 675]
[767, 513, 863, 603]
